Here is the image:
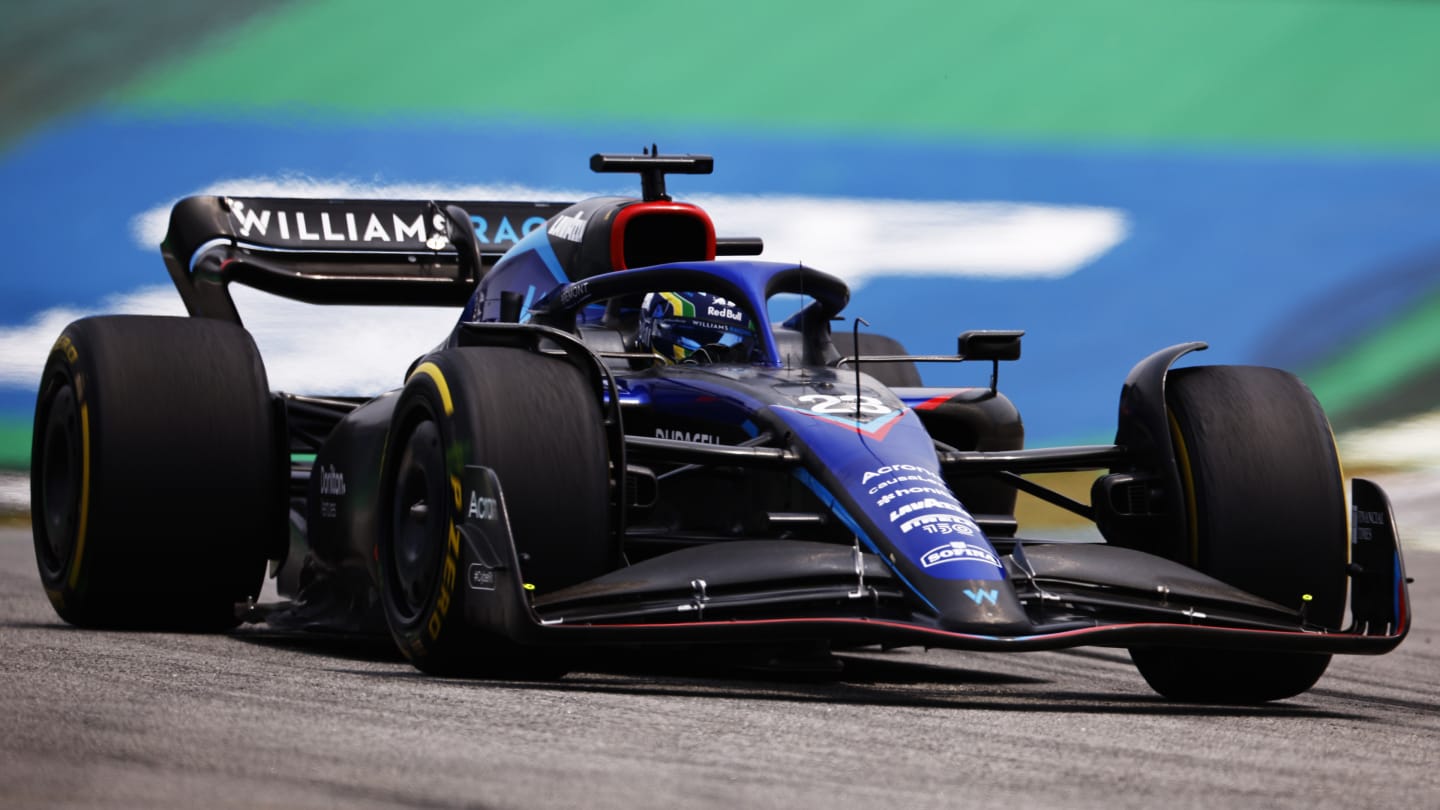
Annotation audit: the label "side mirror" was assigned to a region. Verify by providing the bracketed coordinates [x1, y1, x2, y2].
[958, 330, 1023, 362]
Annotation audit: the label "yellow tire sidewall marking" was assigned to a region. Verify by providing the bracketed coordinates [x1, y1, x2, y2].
[68, 401, 91, 590]
[406, 361, 461, 643]
[408, 362, 454, 417]
[1167, 409, 1200, 566]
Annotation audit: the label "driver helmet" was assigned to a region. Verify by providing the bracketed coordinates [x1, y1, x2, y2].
[636, 291, 759, 364]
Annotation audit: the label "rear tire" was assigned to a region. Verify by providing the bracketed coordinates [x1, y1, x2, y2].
[31, 316, 281, 630]
[1129, 365, 1348, 702]
[377, 346, 615, 677]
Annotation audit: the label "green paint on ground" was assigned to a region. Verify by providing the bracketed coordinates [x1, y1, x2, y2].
[1303, 290, 1440, 419]
[115, 0, 1440, 150]
[0, 419, 31, 470]
[0, 0, 293, 148]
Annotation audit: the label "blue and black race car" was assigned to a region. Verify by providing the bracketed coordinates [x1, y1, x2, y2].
[30, 151, 1410, 703]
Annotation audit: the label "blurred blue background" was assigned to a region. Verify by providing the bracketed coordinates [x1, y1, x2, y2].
[3, 0, 1439, 475]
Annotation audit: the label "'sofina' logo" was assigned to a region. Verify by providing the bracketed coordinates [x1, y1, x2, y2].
[920, 540, 1000, 570]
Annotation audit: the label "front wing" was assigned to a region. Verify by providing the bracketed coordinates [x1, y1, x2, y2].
[454, 467, 1410, 656]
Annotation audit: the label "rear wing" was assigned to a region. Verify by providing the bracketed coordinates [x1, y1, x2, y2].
[161, 195, 571, 324]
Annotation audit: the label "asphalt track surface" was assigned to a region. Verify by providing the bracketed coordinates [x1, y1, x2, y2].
[1, 527, 1436, 810]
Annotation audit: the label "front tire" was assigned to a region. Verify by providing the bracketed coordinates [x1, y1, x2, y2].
[377, 346, 615, 677]
[1129, 365, 1348, 703]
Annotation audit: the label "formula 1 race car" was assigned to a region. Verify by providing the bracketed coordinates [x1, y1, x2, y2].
[31, 150, 1410, 703]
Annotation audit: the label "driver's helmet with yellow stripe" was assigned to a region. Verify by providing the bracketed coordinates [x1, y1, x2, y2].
[636, 291, 759, 364]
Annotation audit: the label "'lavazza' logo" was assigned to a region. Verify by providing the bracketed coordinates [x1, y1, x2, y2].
[230, 199, 441, 245]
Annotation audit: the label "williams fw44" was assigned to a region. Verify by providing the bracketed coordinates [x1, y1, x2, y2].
[31, 150, 1409, 703]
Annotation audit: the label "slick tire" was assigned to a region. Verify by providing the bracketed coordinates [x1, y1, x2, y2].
[31, 316, 282, 630]
[378, 346, 615, 678]
[1129, 365, 1348, 703]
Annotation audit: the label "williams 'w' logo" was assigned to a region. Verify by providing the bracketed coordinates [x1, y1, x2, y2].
[963, 588, 999, 606]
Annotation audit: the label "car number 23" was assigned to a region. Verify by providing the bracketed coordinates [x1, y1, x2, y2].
[797, 394, 891, 415]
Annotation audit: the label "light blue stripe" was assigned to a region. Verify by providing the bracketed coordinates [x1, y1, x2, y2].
[792, 468, 939, 614]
